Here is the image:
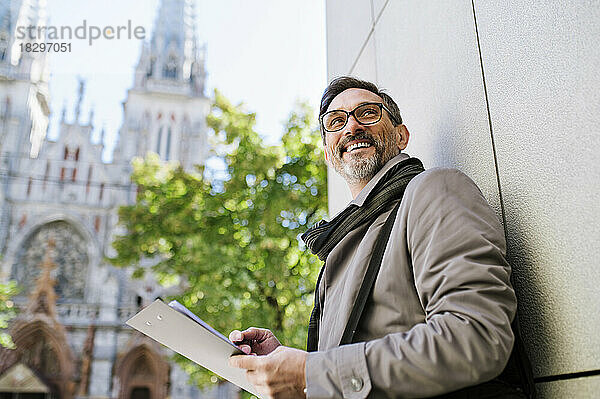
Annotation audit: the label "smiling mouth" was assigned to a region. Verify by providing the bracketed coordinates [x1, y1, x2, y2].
[342, 140, 373, 154]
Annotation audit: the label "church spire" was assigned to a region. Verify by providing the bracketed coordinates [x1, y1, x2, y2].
[74, 78, 85, 123]
[88, 106, 94, 128]
[134, 0, 205, 96]
[0, 1, 10, 69]
[0, 0, 48, 67]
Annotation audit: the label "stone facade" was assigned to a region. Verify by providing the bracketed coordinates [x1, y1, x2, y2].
[0, 1, 236, 398]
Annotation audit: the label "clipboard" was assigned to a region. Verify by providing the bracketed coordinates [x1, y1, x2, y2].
[126, 299, 262, 398]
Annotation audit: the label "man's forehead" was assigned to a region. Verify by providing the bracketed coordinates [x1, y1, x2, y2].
[327, 88, 383, 112]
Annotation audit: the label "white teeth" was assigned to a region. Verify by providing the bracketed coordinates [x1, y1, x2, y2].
[346, 142, 371, 152]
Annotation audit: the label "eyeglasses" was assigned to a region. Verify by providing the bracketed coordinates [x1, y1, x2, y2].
[320, 102, 398, 133]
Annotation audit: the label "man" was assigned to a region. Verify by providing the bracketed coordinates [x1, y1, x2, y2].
[229, 77, 533, 398]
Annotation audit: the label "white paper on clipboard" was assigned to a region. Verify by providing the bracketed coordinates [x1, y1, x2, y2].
[126, 299, 262, 398]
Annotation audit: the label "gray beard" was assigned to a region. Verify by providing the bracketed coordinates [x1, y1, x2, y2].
[339, 150, 381, 184]
[330, 133, 399, 185]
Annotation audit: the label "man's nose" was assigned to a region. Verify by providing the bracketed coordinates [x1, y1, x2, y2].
[344, 114, 363, 135]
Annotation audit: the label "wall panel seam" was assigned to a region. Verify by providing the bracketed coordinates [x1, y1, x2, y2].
[369, 0, 379, 84]
[348, 0, 389, 75]
[470, 0, 508, 240]
[534, 369, 600, 383]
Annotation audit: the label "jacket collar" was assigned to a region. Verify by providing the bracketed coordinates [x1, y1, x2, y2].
[350, 152, 410, 207]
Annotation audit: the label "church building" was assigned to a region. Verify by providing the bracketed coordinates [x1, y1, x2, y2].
[0, 0, 236, 398]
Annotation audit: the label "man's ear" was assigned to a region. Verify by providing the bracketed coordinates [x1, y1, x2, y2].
[396, 124, 410, 151]
[322, 135, 333, 165]
[324, 146, 332, 166]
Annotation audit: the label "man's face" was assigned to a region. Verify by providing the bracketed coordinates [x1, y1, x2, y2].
[323, 88, 407, 184]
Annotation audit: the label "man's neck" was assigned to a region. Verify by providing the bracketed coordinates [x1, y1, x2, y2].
[347, 152, 410, 204]
[349, 180, 369, 199]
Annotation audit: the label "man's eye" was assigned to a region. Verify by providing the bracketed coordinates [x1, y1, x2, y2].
[358, 108, 377, 117]
[329, 117, 345, 127]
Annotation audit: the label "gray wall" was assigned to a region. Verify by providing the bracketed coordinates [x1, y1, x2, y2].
[325, 1, 599, 396]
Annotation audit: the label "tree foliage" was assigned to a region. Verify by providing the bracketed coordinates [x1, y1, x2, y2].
[110, 91, 327, 388]
[0, 280, 18, 348]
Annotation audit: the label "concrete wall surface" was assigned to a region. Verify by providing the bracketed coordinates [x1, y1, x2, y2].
[325, 0, 599, 396]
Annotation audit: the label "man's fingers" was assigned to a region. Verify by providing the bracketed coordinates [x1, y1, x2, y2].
[239, 327, 269, 341]
[229, 354, 260, 370]
[229, 327, 254, 342]
[230, 327, 270, 343]
[229, 330, 242, 342]
[239, 344, 252, 354]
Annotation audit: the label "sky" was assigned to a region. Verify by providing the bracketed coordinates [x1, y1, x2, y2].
[44, 0, 327, 161]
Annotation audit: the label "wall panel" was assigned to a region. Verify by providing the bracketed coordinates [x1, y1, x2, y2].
[371, 1, 501, 211]
[325, 0, 374, 78]
[536, 375, 600, 399]
[325, 1, 599, 392]
[474, 0, 600, 378]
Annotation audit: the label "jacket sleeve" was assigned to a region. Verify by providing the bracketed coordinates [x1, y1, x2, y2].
[306, 168, 517, 398]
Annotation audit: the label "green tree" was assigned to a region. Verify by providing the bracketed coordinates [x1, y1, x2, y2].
[0, 280, 19, 348]
[110, 91, 327, 389]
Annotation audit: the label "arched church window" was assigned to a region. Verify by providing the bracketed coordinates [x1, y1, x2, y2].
[190, 62, 196, 82]
[165, 127, 172, 161]
[11, 221, 89, 301]
[147, 57, 155, 78]
[156, 126, 163, 155]
[63, 146, 69, 160]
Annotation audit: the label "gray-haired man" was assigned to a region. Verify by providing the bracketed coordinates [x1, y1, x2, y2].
[229, 77, 533, 398]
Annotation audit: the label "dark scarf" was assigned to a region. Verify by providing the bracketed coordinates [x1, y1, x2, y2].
[302, 157, 424, 352]
[301, 157, 424, 261]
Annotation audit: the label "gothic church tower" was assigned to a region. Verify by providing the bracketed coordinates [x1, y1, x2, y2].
[0, 0, 50, 252]
[0, 0, 50, 158]
[0, 1, 234, 398]
[115, 0, 209, 174]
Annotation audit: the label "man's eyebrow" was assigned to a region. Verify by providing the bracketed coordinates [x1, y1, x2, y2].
[329, 101, 379, 112]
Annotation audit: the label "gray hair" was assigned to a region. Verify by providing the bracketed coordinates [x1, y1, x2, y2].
[319, 76, 403, 143]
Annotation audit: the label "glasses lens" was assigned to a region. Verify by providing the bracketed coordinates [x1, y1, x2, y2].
[355, 103, 381, 124]
[323, 111, 347, 132]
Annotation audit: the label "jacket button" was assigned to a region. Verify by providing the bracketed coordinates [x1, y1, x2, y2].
[350, 377, 363, 392]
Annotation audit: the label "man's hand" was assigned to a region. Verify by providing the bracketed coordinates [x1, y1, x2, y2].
[229, 346, 307, 399]
[229, 327, 281, 355]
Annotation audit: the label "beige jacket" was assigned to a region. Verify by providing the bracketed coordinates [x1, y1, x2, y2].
[305, 154, 516, 398]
